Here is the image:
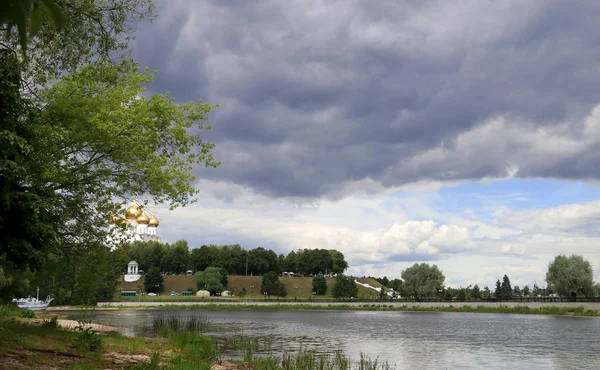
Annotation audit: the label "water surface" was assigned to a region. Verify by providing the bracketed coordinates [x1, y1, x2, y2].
[59, 309, 600, 369]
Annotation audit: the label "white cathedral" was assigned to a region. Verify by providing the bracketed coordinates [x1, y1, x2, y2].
[109, 201, 161, 245]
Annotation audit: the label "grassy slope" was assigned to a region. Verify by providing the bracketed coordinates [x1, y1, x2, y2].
[118, 275, 381, 298]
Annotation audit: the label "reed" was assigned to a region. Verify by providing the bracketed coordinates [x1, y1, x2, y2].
[152, 314, 211, 336]
[248, 349, 392, 370]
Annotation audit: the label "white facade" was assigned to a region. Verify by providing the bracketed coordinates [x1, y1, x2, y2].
[108, 202, 161, 248]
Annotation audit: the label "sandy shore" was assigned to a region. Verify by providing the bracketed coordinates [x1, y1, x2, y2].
[56, 319, 122, 333]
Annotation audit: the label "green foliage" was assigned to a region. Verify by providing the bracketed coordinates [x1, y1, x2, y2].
[75, 327, 103, 352]
[494, 280, 502, 298]
[483, 286, 491, 298]
[500, 275, 512, 299]
[546, 254, 594, 299]
[249, 247, 279, 275]
[19, 309, 35, 318]
[42, 315, 58, 329]
[195, 267, 227, 296]
[312, 275, 327, 295]
[522, 285, 530, 297]
[471, 284, 482, 299]
[388, 279, 404, 297]
[513, 286, 521, 297]
[0, 0, 66, 56]
[261, 271, 287, 297]
[456, 289, 466, 302]
[332, 275, 358, 299]
[31, 244, 119, 305]
[239, 287, 247, 297]
[144, 268, 164, 293]
[401, 263, 445, 300]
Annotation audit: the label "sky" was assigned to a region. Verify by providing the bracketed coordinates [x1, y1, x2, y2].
[130, 0, 600, 288]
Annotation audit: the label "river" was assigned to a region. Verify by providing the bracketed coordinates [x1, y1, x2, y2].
[59, 309, 600, 369]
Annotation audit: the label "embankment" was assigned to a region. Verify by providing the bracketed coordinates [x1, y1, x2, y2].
[89, 300, 600, 316]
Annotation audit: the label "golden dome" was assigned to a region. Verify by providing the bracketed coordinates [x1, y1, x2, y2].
[109, 215, 123, 225]
[125, 202, 142, 219]
[137, 212, 150, 224]
[148, 215, 159, 227]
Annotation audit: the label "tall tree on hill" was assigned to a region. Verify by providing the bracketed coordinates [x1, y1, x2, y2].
[261, 271, 287, 297]
[283, 251, 298, 272]
[248, 247, 278, 275]
[144, 268, 163, 294]
[163, 241, 190, 274]
[312, 275, 328, 295]
[195, 267, 227, 296]
[330, 250, 348, 274]
[331, 275, 358, 299]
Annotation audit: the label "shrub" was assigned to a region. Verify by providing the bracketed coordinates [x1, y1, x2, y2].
[75, 327, 103, 352]
[20, 310, 35, 318]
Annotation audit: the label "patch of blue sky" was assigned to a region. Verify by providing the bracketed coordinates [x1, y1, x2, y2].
[388, 179, 600, 224]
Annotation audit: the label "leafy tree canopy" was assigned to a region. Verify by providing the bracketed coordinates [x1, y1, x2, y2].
[195, 267, 227, 296]
[312, 274, 327, 295]
[144, 267, 163, 294]
[546, 254, 594, 300]
[331, 275, 358, 299]
[261, 271, 286, 297]
[401, 263, 445, 300]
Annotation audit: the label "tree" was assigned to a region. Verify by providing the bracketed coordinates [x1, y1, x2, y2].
[379, 286, 387, 299]
[261, 271, 286, 297]
[330, 250, 348, 275]
[471, 284, 482, 300]
[2, 0, 154, 87]
[195, 267, 227, 296]
[522, 285, 530, 297]
[32, 244, 120, 305]
[144, 268, 163, 294]
[500, 275, 512, 299]
[494, 280, 502, 298]
[163, 241, 190, 274]
[248, 247, 278, 275]
[331, 275, 358, 299]
[456, 288, 466, 301]
[401, 263, 445, 300]
[546, 254, 594, 300]
[388, 279, 404, 297]
[283, 251, 298, 272]
[483, 286, 491, 298]
[312, 275, 327, 295]
[513, 286, 521, 297]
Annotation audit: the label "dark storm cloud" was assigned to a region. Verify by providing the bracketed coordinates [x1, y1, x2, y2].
[132, 0, 600, 198]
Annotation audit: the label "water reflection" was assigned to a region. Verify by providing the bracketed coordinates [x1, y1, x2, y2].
[59, 309, 600, 369]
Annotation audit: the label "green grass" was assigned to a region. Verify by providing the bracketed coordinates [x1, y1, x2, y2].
[117, 275, 383, 300]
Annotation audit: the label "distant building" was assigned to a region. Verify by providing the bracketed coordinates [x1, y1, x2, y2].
[108, 201, 161, 247]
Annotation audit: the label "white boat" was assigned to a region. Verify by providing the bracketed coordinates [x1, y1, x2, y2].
[12, 287, 54, 311]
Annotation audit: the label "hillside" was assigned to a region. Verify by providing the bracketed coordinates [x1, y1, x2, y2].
[117, 275, 381, 298]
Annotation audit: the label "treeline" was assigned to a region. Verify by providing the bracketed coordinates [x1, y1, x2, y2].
[117, 240, 349, 276]
[369, 255, 600, 301]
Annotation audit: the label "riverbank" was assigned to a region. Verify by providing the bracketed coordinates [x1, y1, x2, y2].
[0, 308, 390, 369]
[54, 301, 600, 316]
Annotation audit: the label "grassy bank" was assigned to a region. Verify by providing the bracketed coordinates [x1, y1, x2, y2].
[118, 275, 383, 299]
[94, 303, 600, 316]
